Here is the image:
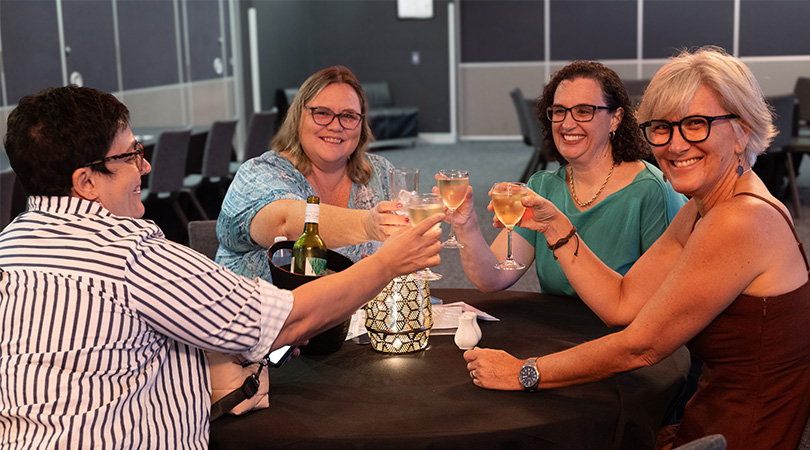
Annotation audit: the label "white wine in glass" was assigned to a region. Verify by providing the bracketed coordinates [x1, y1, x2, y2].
[437, 169, 469, 249]
[408, 193, 443, 280]
[491, 182, 527, 270]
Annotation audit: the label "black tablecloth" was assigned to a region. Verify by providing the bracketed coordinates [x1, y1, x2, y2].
[209, 289, 690, 450]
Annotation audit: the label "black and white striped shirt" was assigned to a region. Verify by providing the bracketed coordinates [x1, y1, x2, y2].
[0, 196, 293, 449]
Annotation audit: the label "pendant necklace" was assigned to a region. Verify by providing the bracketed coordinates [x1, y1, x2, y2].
[569, 161, 616, 208]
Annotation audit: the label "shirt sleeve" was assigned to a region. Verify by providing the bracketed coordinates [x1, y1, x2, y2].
[217, 153, 310, 254]
[125, 236, 294, 360]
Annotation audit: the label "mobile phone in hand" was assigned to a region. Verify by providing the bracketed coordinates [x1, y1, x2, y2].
[265, 345, 295, 368]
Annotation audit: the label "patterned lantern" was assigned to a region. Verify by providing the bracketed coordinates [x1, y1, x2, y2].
[365, 274, 433, 353]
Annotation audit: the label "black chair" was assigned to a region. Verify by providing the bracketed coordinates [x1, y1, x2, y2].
[798, 409, 810, 450]
[622, 79, 651, 106]
[1, 169, 16, 229]
[141, 129, 205, 239]
[794, 77, 810, 136]
[183, 119, 238, 219]
[754, 94, 795, 200]
[230, 109, 278, 175]
[187, 220, 219, 261]
[509, 88, 548, 182]
[673, 434, 726, 450]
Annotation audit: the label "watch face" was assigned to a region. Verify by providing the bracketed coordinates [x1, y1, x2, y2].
[519, 366, 538, 388]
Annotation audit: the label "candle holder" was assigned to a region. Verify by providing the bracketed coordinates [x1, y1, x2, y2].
[365, 274, 433, 353]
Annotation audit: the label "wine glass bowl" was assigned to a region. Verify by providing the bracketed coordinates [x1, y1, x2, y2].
[437, 169, 469, 249]
[407, 193, 444, 280]
[491, 182, 527, 270]
[390, 167, 419, 216]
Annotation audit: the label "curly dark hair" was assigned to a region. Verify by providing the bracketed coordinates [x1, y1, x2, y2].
[4, 85, 130, 196]
[537, 61, 649, 165]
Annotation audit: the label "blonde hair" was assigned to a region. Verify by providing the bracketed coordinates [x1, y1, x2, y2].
[271, 65, 374, 184]
[637, 46, 776, 166]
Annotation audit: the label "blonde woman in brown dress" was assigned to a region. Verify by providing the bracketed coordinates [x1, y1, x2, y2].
[464, 46, 810, 450]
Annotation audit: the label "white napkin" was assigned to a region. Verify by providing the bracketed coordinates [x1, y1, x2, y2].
[346, 301, 499, 340]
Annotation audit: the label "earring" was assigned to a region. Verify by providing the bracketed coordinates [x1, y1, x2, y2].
[608, 131, 615, 140]
[736, 156, 744, 178]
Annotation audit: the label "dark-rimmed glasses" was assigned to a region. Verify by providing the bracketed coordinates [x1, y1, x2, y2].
[639, 114, 739, 147]
[305, 106, 364, 130]
[546, 104, 612, 123]
[83, 141, 145, 171]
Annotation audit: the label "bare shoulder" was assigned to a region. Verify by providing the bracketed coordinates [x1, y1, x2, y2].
[696, 190, 807, 296]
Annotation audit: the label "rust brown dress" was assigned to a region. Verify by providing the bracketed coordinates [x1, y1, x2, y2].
[669, 193, 810, 449]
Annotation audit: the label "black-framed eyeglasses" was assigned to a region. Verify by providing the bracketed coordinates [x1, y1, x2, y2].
[83, 141, 145, 171]
[305, 106, 364, 130]
[639, 114, 739, 147]
[546, 104, 612, 123]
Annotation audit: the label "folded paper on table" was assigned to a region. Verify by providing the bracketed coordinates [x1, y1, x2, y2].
[346, 301, 498, 340]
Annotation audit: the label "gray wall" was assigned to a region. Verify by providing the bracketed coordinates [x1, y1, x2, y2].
[252, 0, 451, 134]
[2, 0, 809, 144]
[458, 0, 810, 138]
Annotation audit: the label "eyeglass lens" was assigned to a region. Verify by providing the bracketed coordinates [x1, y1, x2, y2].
[644, 116, 713, 146]
[547, 105, 598, 123]
[310, 107, 362, 129]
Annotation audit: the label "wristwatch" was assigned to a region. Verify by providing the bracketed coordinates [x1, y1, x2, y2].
[518, 357, 540, 391]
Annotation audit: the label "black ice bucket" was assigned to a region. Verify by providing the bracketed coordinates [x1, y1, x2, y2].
[268, 240, 354, 354]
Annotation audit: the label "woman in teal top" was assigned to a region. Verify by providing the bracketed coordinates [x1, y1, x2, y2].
[452, 61, 686, 302]
[515, 161, 683, 297]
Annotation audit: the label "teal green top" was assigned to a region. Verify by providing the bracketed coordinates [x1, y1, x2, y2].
[514, 161, 687, 297]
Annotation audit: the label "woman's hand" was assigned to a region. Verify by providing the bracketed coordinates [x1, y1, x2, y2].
[374, 212, 444, 276]
[463, 347, 525, 390]
[431, 183, 476, 229]
[362, 200, 410, 241]
[485, 188, 566, 236]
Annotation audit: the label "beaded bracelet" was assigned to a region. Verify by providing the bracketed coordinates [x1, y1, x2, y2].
[546, 226, 579, 261]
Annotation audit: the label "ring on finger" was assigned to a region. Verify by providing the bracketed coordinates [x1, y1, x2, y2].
[470, 370, 476, 379]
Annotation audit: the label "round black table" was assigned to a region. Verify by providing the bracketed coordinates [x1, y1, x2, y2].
[209, 289, 690, 450]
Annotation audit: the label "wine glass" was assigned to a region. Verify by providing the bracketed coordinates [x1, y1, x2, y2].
[407, 193, 444, 280]
[491, 182, 527, 270]
[389, 167, 419, 216]
[437, 169, 469, 248]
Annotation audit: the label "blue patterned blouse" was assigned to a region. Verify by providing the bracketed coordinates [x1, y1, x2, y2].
[216, 150, 393, 282]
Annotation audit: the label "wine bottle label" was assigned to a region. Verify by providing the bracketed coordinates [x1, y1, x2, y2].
[303, 256, 327, 276]
[304, 203, 319, 224]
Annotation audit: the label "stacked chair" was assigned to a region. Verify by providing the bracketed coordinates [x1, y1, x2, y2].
[509, 87, 549, 182]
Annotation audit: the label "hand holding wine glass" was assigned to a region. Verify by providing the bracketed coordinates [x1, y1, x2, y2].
[491, 182, 527, 270]
[407, 193, 444, 280]
[437, 169, 469, 248]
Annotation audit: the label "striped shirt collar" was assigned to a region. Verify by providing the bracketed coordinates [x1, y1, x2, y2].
[28, 195, 113, 217]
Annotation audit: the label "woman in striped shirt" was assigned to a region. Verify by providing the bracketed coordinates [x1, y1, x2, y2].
[0, 85, 442, 449]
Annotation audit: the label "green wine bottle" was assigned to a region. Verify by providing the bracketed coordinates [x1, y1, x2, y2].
[291, 196, 328, 276]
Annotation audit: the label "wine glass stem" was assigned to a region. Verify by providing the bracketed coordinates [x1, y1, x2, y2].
[506, 228, 514, 261]
[449, 210, 456, 240]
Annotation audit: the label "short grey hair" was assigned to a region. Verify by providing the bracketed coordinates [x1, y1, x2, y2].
[637, 46, 776, 167]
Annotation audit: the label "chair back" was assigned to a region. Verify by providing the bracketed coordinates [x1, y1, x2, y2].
[799, 413, 810, 450]
[1, 169, 16, 229]
[768, 94, 797, 150]
[794, 77, 810, 125]
[148, 129, 192, 195]
[243, 109, 278, 161]
[201, 120, 238, 179]
[622, 79, 651, 105]
[509, 88, 533, 146]
[187, 220, 219, 261]
[674, 434, 726, 450]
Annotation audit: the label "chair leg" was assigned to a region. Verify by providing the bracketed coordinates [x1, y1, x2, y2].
[172, 199, 191, 234]
[785, 152, 801, 219]
[521, 149, 541, 183]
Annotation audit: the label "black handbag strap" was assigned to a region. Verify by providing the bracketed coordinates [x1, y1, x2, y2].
[209, 365, 262, 421]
